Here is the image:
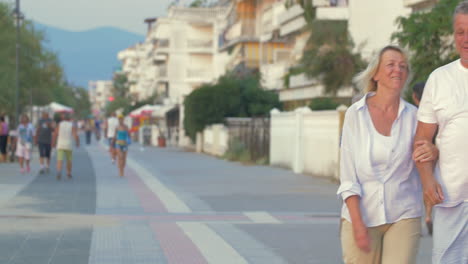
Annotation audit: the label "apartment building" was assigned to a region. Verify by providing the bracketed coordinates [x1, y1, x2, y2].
[273, 0, 415, 109]
[219, 0, 288, 75]
[88, 80, 114, 116]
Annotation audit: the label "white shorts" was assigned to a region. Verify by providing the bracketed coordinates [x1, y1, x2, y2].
[16, 143, 31, 160]
[433, 202, 468, 264]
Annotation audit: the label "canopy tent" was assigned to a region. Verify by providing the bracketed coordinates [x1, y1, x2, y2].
[151, 104, 176, 118]
[129, 104, 157, 117]
[49, 102, 73, 113]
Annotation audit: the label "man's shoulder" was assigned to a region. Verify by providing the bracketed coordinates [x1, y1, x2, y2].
[430, 59, 460, 77]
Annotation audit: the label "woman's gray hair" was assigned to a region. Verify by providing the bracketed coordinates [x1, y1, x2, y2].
[353, 45, 411, 94]
[454, 1, 468, 25]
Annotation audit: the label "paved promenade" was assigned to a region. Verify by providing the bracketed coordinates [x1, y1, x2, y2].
[0, 138, 432, 263]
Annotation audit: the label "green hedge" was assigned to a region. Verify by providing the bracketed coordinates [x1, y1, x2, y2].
[184, 73, 280, 141]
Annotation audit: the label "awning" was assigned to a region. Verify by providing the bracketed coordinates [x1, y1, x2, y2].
[49, 102, 73, 113]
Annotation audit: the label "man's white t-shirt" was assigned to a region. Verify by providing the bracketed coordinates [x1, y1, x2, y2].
[57, 121, 73, 150]
[418, 59, 468, 207]
[106, 117, 119, 138]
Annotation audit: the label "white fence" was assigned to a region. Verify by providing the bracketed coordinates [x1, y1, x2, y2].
[270, 106, 347, 180]
[198, 124, 229, 156]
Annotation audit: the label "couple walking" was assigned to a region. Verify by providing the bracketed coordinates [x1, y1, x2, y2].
[337, 2, 468, 263]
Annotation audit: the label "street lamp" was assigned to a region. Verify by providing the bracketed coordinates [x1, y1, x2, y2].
[13, 0, 24, 127]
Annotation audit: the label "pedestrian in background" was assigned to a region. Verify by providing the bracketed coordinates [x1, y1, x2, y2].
[53, 112, 79, 180]
[35, 112, 54, 174]
[15, 114, 34, 173]
[411, 82, 425, 107]
[114, 114, 130, 177]
[337, 45, 438, 264]
[413, 1, 468, 262]
[0, 116, 9, 162]
[105, 112, 119, 163]
[94, 118, 101, 141]
[84, 117, 93, 145]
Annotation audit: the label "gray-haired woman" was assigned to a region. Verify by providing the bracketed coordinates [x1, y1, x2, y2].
[337, 45, 438, 264]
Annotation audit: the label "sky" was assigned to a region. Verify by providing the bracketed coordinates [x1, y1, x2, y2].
[1, 0, 194, 34]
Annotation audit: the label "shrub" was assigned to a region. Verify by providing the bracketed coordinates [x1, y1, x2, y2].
[309, 98, 339, 110]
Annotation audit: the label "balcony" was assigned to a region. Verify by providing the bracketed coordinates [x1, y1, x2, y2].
[186, 68, 212, 80]
[220, 19, 258, 50]
[315, 6, 348, 20]
[313, 0, 348, 20]
[261, 63, 287, 90]
[278, 4, 304, 25]
[153, 54, 168, 64]
[403, 0, 433, 7]
[278, 4, 306, 36]
[187, 39, 213, 53]
[280, 17, 307, 36]
[289, 73, 317, 89]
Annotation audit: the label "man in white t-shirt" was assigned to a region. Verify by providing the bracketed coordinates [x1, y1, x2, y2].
[105, 112, 119, 163]
[53, 113, 79, 180]
[413, 2, 468, 263]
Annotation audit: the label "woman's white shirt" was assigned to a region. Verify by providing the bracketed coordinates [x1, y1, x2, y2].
[337, 93, 422, 227]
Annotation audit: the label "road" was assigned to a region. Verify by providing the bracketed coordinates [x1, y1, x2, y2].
[0, 137, 432, 263]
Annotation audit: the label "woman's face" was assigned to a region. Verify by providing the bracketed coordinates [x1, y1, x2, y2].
[21, 116, 28, 124]
[373, 50, 408, 92]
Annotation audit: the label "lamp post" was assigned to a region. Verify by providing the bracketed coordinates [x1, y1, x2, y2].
[14, 0, 23, 127]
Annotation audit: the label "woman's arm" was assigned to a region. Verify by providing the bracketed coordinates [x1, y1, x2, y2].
[337, 110, 370, 252]
[345, 196, 370, 252]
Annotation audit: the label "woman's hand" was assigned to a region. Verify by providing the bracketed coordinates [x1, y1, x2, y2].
[352, 222, 371, 253]
[413, 140, 439, 162]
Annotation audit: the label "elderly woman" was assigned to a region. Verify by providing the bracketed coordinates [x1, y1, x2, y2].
[337, 45, 438, 264]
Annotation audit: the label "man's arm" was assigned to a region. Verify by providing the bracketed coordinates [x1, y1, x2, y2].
[52, 125, 59, 148]
[34, 124, 39, 145]
[413, 122, 444, 207]
[104, 120, 108, 139]
[73, 126, 80, 147]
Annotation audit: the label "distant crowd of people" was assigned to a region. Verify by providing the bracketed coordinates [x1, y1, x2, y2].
[0, 111, 130, 179]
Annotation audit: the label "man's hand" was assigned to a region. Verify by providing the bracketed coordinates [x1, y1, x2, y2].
[413, 140, 439, 162]
[352, 222, 371, 253]
[422, 177, 444, 207]
[424, 200, 433, 235]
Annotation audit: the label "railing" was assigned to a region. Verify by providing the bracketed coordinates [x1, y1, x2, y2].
[313, 0, 348, 7]
[187, 39, 213, 49]
[403, 0, 430, 7]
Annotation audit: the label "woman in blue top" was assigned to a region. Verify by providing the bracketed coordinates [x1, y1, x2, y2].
[113, 114, 130, 177]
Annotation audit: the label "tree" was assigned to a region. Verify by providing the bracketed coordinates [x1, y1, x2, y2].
[392, 0, 461, 86]
[189, 0, 208, 7]
[284, 2, 365, 95]
[184, 73, 280, 141]
[0, 3, 83, 122]
[300, 20, 365, 95]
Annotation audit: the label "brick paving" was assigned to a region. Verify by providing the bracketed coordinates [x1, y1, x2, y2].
[0, 140, 432, 263]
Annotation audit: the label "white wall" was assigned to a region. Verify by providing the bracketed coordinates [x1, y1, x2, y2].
[348, 0, 410, 59]
[270, 107, 345, 179]
[201, 124, 229, 156]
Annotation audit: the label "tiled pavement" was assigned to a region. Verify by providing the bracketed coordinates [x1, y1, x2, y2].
[0, 140, 432, 263]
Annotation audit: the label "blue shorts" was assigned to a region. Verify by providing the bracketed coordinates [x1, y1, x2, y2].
[116, 144, 128, 152]
[108, 138, 116, 148]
